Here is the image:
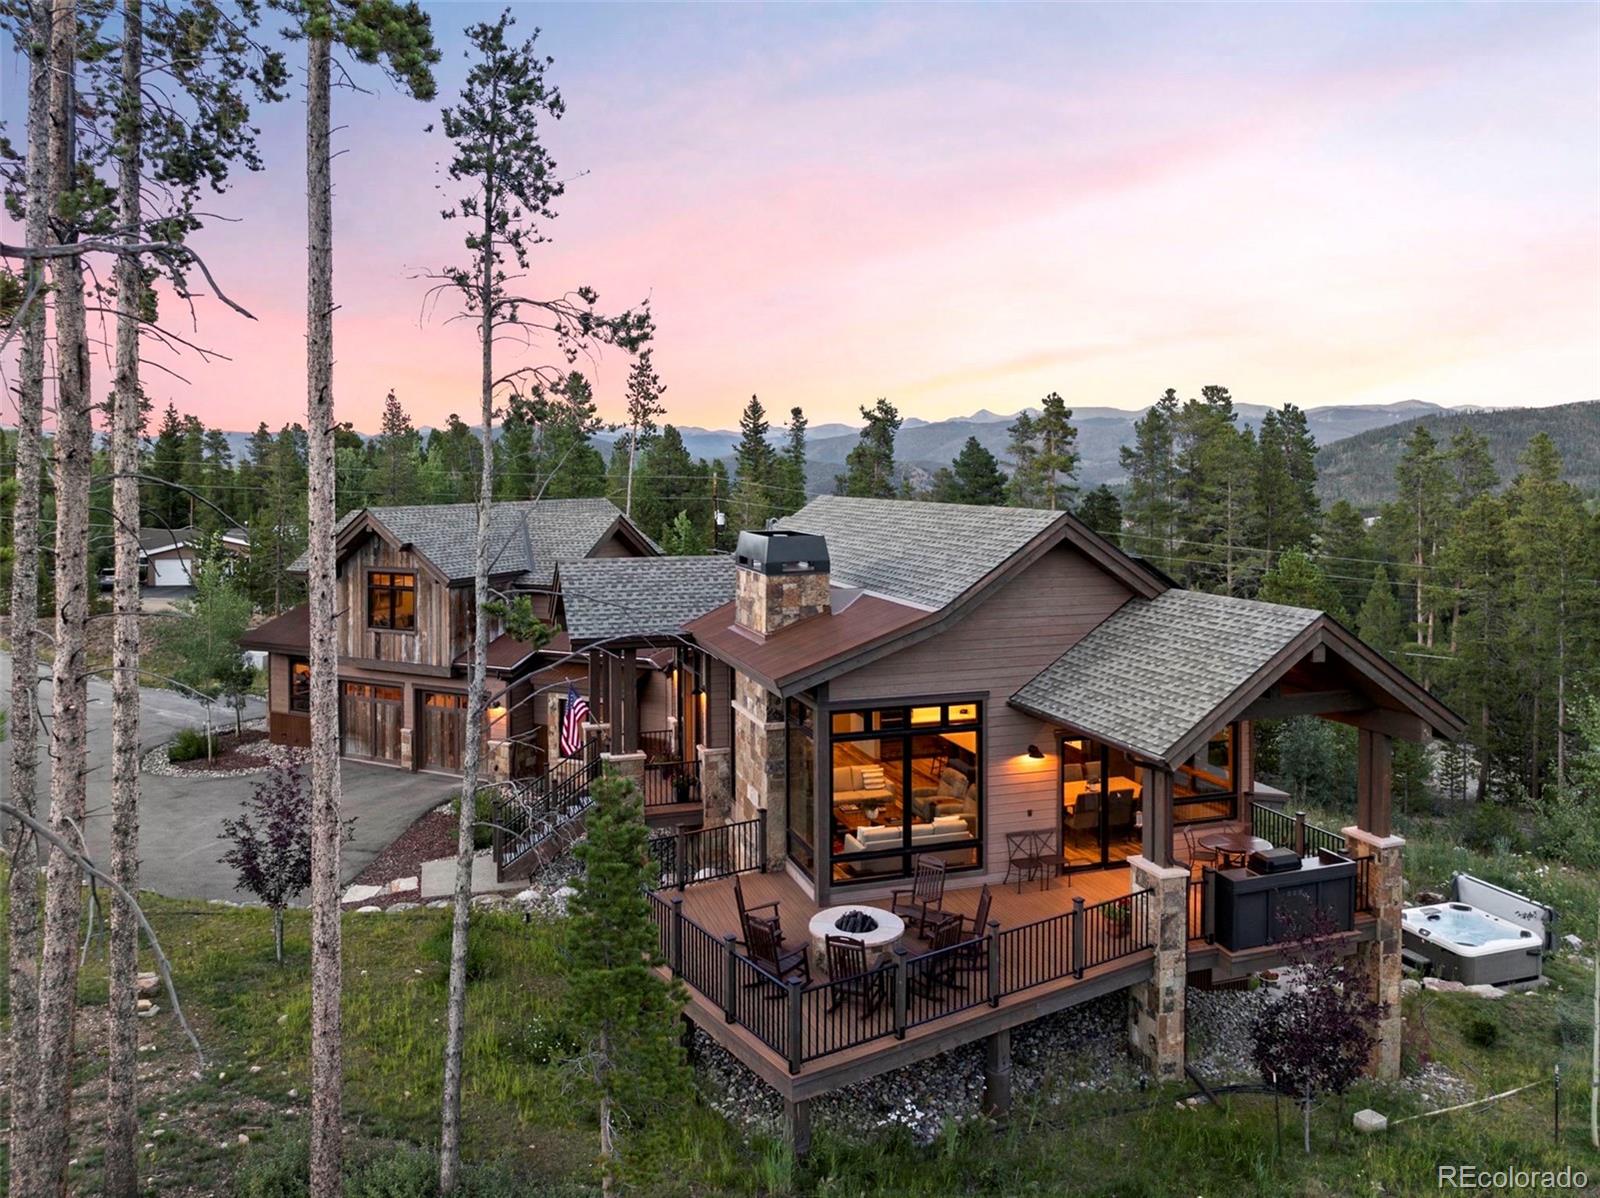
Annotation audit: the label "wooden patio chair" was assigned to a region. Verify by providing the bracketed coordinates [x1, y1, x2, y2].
[824, 935, 887, 1016]
[745, 917, 810, 995]
[1180, 826, 1221, 876]
[942, 883, 994, 939]
[734, 873, 783, 947]
[890, 856, 948, 935]
[914, 914, 976, 995]
[1004, 829, 1058, 893]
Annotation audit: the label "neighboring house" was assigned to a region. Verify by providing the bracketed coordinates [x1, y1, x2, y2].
[138, 526, 249, 587]
[240, 498, 663, 777]
[542, 496, 1463, 1149]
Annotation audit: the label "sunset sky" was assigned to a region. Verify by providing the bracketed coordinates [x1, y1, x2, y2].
[5, 2, 1598, 434]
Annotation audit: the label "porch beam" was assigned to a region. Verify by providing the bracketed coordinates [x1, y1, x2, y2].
[606, 649, 623, 754]
[1239, 689, 1364, 721]
[1325, 707, 1428, 743]
[1356, 728, 1393, 837]
[1139, 768, 1175, 868]
[621, 648, 639, 754]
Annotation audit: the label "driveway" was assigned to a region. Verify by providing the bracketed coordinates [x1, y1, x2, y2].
[0, 651, 456, 902]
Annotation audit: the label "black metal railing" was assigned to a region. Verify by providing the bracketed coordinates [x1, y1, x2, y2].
[727, 952, 792, 1061]
[1187, 874, 1213, 942]
[648, 812, 767, 890]
[490, 739, 602, 876]
[995, 909, 1073, 996]
[1078, 890, 1152, 974]
[1249, 802, 1296, 848]
[1304, 821, 1345, 856]
[643, 757, 701, 809]
[902, 936, 993, 1030]
[799, 964, 898, 1062]
[1250, 801, 1347, 859]
[1353, 854, 1373, 912]
[639, 728, 678, 763]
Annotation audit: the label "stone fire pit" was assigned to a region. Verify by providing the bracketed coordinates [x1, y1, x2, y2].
[808, 905, 907, 973]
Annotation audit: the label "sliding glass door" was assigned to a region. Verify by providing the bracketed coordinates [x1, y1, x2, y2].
[1059, 735, 1142, 871]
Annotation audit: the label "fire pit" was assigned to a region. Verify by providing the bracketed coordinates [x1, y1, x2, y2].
[807, 905, 906, 973]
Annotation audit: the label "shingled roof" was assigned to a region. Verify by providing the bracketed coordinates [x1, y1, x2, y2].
[558, 555, 737, 643]
[1011, 589, 1323, 763]
[293, 499, 653, 584]
[773, 496, 1066, 610]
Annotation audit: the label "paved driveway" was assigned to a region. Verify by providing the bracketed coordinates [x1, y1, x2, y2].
[0, 651, 456, 902]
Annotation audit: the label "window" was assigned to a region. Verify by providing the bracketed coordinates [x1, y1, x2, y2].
[1174, 724, 1238, 823]
[785, 699, 816, 875]
[829, 702, 982, 885]
[367, 571, 416, 631]
[288, 658, 311, 713]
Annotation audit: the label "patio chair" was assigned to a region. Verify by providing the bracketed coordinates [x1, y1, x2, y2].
[915, 914, 976, 994]
[734, 873, 783, 947]
[1004, 830, 1058, 893]
[745, 917, 810, 995]
[824, 935, 887, 1016]
[890, 857, 948, 936]
[942, 883, 994, 939]
[1179, 826, 1221, 876]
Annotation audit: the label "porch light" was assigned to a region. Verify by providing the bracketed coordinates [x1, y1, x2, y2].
[488, 702, 507, 721]
[1027, 744, 1044, 760]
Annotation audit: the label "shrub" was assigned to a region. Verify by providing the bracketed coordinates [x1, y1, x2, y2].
[234, 1136, 310, 1198]
[1457, 802, 1525, 854]
[1465, 1013, 1499, 1048]
[422, 916, 492, 983]
[1533, 787, 1600, 869]
[451, 788, 496, 851]
[167, 726, 218, 763]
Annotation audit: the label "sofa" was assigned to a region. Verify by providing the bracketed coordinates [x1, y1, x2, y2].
[833, 764, 893, 805]
[912, 766, 976, 824]
[838, 815, 973, 876]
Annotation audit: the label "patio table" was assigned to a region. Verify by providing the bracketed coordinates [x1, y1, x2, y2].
[1198, 830, 1272, 869]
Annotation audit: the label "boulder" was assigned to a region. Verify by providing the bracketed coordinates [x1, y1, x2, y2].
[1400, 978, 1421, 997]
[1562, 933, 1584, 953]
[1464, 983, 1506, 999]
[1353, 1109, 1388, 1134]
[342, 884, 382, 905]
[136, 971, 160, 998]
[1422, 977, 1467, 993]
[385, 876, 418, 895]
[386, 902, 419, 913]
[354, 904, 382, 914]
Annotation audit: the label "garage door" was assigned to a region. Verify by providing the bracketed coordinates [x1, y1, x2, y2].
[418, 691, 468, 773]
[150, 555, 193, 586]
[340, 682, 403, 763]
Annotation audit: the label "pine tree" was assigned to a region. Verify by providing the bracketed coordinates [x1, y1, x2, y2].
[1385, 425, 1452, 647]
[1119, 388, 1179, 572]
[621, 349, 666, 516]
[1320, 499, 1372, 616]
[732, 394, 774, 530]
[369, 389, 423, 505]
[837, 398, 901, 499]
[1448, 425, 1498, 504]
[771, 406, 808, 518]
[1254, 403, 1319, 566]
[1355, 567, 1405, 661]
[1007, 392, 1079, 509]
[1258, 548, 1344, 617]
[1078, 484, 1123, 545]
[633, 425, 701, 542]
[565, 772, 687, 1195]
[942, 436, 1007, 505]
[1441, 494, 1512, 800]
[660, 510, 709, 555]
[540, 373, 609, 499]
[1004, 410, 1038, 506]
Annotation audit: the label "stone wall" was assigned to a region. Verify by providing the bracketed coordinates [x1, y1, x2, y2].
[699, 745, 733, 824]
[1344, 825, 1406, 1079]
[1126, 855, 1188, 1081]
[732, 670, 787, 865]
[734, 566, 830, 637]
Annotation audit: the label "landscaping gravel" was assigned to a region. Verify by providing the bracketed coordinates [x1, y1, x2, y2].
[140, 719, 300, 779]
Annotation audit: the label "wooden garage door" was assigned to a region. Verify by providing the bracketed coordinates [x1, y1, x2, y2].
[419, 691, 469, 773]
[340, 682, 403, 763]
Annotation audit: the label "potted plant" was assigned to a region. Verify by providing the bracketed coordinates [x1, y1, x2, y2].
[1104, 898, 1133, 939]
[672, 771, 695, 804]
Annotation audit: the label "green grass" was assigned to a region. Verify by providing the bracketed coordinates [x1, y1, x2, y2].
[4, 800, 1598, 1196]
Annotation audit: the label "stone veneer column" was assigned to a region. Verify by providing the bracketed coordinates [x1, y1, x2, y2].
[484, 739, 512, 782]
[698, 745, 733, 824]
[732, 671, 787, 866]
[602, 750, 647, 795]
[399, 726, 413, 771]
[1126, 855, 1189, 1082]
[1343, 825, 1405, 1079]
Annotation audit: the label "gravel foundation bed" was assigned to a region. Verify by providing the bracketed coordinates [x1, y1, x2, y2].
[691, 991, 1144, 1146]
[141, 719, 301, 778]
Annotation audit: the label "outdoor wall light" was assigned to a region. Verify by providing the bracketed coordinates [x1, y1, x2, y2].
[1027, 744, 1044, 760]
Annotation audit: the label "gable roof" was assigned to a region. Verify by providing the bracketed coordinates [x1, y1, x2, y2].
[292, 499, 655, 584]
[1011, 588, 1464, 764]
[139, 526, 249, 553]
[557, 555, 737, 643]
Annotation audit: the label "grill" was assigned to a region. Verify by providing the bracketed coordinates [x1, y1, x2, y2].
[1248, 846, 1303, 874]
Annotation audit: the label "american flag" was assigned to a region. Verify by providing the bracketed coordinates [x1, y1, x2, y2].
[560, 682, 591, 758]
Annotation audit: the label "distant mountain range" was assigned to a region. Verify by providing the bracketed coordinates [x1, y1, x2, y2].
[1314, 400, 1600, 508]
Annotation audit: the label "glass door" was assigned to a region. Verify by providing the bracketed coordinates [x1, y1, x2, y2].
[1060, 735, 1144, 871]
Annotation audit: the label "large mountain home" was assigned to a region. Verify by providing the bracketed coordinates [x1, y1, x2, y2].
[241, 498, 664, 778]
[522, 496, 1461, 1151]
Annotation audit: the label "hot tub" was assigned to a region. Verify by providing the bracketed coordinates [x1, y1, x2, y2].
[1402, 902, 1543, 986]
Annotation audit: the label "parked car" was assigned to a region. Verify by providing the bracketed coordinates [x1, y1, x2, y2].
[98, 568, 116, 592]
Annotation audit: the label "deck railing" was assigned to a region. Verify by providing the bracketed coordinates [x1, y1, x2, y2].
[639, 728, 678, 763]
[490, 739, 601, 877]
[643, 757, 701, 809]
[647, 813, 767, 890]
[1187, 874, 1213, 943]
[1250, 802, 1348, 858]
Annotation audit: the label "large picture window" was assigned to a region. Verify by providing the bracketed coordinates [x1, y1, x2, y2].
[288, 657, 311, 713]
[829, 701, 981, 885]
[785, 699, 816, 875]
[1173, 724, 1237, 823]
[367, 571, 416, 631]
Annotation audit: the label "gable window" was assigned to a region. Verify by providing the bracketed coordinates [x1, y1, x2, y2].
[368, 571, 416, 631]
[288, 658, 311, 713]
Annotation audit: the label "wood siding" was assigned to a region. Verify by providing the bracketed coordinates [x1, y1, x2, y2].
[335, 533, 488, 668]
[826, 545, 1135, 886]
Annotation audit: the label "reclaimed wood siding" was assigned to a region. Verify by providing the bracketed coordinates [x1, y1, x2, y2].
[267, 652, 290, 714]
[827, 546, 1135, 883]
[336, 535, 468, 668]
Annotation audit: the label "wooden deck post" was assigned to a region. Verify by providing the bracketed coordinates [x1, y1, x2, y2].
[674, 823, 687, 890]
[785, 979, 804, 1074]
[982, 1029, 1012, 1117]
[892, 946, 909, 1039]
[1139, 768, 1175, 868]
[986, 919, 1002, 1007]
[757, 807, 769, 871]
[1294, 810, 1307, 857]
[670, 897, 685, 975]
[621, 648, 639, 754]
[722, 935, 739, 1023]
[1071, 896, 1085, 979]
[1356, 728, 1393, 836]
[782, 1097, 811, 1157]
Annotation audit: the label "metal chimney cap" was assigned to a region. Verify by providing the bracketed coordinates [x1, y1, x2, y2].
[734, 529, 830, 576]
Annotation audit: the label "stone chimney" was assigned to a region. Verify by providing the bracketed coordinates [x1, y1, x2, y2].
[734, 530, 830, 637]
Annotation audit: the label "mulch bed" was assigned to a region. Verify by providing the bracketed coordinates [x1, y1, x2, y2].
[344, 808, 462, 907]
[167, 730, 272, 773]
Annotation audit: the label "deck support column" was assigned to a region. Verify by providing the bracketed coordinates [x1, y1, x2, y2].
[1342, 825, 1406, 1080]
[1126, 855, 1188, 1082]
[782, 1097, 811, 1157]
[698, 745, 733, 824]
[982, 1029, 1012, 1117]
[601, 751, 646, 799]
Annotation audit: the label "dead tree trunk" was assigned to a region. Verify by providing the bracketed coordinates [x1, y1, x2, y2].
[439, 196, 496, 1197]
[35, 0, 94, 1189]
[6, 4, 53, 1194]
[103, 3, 145, 1191]
[304, 27, 344, 1197]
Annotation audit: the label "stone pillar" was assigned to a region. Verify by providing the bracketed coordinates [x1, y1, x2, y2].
[782, 1097, 811, 1157]
[602, 750, 647, 796]
[485, 739, 513, 782]
[982, 1029, 1012, 1117]
[1126, 855, 1189, 1082]
[732, 671, 787, 866]
[698, 745, 733, 824]
[399, 726, 414, 771]
[1343, 825, 1405, 1079]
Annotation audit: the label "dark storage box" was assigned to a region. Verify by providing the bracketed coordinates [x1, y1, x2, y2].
[1249, 847, 1302, 874]
[1213, 854, 1357, 951]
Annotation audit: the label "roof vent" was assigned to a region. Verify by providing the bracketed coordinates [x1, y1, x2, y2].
[734, 529, 829, 577]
